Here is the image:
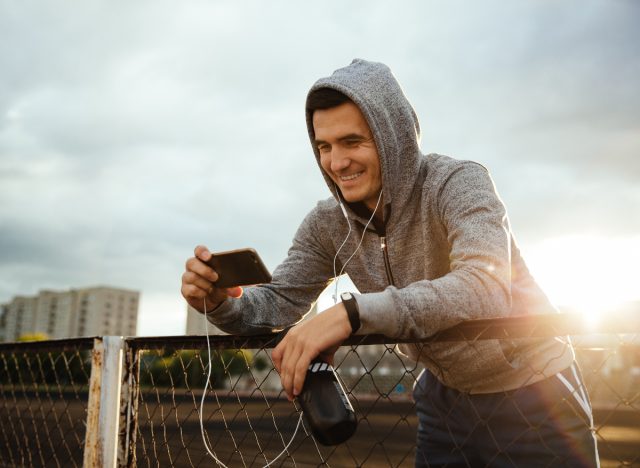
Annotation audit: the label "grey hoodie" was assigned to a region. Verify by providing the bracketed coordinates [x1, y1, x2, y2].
[209, 59, 573, 393]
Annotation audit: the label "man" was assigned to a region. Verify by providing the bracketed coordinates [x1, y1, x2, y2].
[182, 59, 599, 466]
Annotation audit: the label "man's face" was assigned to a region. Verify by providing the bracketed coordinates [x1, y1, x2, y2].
[313, 101, 382, 212]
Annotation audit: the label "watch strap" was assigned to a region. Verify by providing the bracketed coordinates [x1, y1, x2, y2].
[340, 292, 361, 333]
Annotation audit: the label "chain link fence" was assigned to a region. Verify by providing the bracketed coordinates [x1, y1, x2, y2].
[126, 335, 422, 467]
[0, 338, 95, 467]
[1, 315, 639, 467]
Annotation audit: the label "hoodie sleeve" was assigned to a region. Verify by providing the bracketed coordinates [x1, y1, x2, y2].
[206, 203, 336, 334]
[356, 162, 513, 339]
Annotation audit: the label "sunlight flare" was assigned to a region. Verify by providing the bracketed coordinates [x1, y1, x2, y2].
[523, 235, 640, 321]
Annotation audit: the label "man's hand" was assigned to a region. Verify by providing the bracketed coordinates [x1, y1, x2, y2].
[271, 301, 352, 400]
[181, 245, 243, 313]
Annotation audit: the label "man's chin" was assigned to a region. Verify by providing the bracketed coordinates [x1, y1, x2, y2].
[338, 186, 364, 202]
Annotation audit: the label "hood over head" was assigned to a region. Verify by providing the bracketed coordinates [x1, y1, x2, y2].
[305, 59, 423, 223]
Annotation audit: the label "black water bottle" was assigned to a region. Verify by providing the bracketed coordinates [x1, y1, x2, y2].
[297, 358, 358, 445]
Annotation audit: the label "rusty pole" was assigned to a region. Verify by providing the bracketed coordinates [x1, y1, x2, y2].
[83, 336, 125, 467]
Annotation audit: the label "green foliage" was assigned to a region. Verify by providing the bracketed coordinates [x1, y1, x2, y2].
[0, 342, 268, 391]
[138, 348, 263, 389]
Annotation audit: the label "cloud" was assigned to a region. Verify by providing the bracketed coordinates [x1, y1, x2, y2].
[1, 0, 638, 335]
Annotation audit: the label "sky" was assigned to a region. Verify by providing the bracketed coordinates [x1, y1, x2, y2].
[1, 0, 639, 336]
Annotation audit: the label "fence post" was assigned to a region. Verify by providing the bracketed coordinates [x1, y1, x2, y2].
[118, 341, 140, 467]
[83, 336, 125, 468]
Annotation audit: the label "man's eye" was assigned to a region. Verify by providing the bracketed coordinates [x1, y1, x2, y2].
[317, 144, 331, 152]
[344, 139, 361, 148]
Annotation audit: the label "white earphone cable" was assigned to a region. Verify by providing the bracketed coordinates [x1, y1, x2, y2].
[199, 297, 303, 467]
[332, 189, 384, 303]
[332, 210, 353, 303]
[198, 188, 383, 463]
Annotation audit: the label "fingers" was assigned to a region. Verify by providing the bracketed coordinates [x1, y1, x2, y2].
[182, 271, 213, 295]
[182, 284, 229, 314]
[292, 354, 310, 399]
[182, 245, 229, 313]
[181, 265, 216, 302]
[281, 340, 303, 399]
[273, 328, 317, 400]
[185, 255, 218, 283]
[194, 245, 212, 262]
[272, 303, 353, 401]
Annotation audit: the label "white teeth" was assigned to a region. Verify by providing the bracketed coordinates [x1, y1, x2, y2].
[340, 172, 363, 181]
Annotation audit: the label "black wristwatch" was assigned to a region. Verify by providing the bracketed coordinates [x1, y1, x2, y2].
[340, 292, 361, 333]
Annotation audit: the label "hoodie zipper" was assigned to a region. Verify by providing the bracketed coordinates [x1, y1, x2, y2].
[380, 236, 396, 286]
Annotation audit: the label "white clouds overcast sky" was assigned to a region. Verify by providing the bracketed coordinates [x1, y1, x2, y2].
[1, 0, 639, 335]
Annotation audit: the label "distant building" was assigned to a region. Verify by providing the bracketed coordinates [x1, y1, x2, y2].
[0, 286, 139, 342]
[185, 305, 226, 335]
[2, 295, 38, 342]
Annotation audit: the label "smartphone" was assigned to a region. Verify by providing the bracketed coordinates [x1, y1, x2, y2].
[207, 248, 272, 288]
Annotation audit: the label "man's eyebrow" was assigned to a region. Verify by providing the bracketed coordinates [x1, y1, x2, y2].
[313, 134, 370, 147]
[338, 133, 367, 142]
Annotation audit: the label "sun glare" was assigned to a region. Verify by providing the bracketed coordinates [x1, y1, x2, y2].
[523, 235, 640, 322]
[314, 236, 640, 325]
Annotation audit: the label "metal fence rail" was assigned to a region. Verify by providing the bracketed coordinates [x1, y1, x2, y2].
[0, 314, 639, 467]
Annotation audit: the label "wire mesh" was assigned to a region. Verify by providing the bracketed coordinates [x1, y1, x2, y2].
[0, 317, 638, 467]
[124, 338, 412, 468]
[124, 320, 640, 468]
[127, 335, 326, 467]
[574, 334, 639, 467]
[0, 338, 95, 468]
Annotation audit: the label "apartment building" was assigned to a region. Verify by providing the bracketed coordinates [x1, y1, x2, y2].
[0, 286, 139, 342]
[185, 305, 226, 335]
[1, 295, 38, 342]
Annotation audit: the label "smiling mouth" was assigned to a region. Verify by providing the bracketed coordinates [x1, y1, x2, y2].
[340, 171, 363, 182]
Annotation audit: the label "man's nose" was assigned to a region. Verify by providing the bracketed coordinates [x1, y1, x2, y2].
[330, 147, 350, 173]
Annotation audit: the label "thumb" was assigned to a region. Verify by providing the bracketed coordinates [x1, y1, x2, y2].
[225, 286, 244, 298]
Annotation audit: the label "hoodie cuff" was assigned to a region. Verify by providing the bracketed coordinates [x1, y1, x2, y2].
[204, 298, 237, 326]
[355, 290, 399, 336]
